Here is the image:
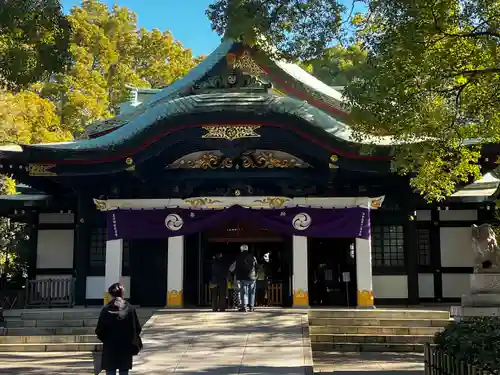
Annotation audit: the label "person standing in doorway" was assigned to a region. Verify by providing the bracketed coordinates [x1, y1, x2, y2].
[234, 244, 258, 312]
[210, 252, 228, 312]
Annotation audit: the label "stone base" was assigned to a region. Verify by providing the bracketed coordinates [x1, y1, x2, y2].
[461, 293, 500, 307]
[451, 305, 500, 319]
[470, 273, 500, 294]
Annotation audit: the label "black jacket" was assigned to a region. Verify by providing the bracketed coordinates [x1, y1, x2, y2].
[95, 298, 142, 371]
[211, 257, 229, 284]
[235, 252, 258, 281]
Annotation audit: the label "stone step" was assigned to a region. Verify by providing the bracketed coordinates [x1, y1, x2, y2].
[4, 317, 148, 328]
[0, 334, 98, 344]
[0, 343, 102, 352]
[310, 334, 434, 344]
[311, 342, 424, 352]
[308, 309, 450, 320]
[308, 317, 452, 327]
[4, 327, 96, 336]
[7, 309, 154, 321]
[309, 325, 444, 335]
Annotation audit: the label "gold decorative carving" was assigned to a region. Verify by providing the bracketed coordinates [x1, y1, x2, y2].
[357, 289, 374, 307]
[181, 153, 233, 169]
[167, 290, 183, 307]
[495, 155, 500, 165]
[184, 198, 222, 207]
[252, 197, 290, 209]
[328, 155, 339, 169]
[242, 151, 304, 169]
[28, 164, 56, 176]
[371, 198, 383, 209]
[94, 199, 107, 211]
[201, 125, 261, 141]
[292, 289, 309, 307]
[234, 51, 264, 76]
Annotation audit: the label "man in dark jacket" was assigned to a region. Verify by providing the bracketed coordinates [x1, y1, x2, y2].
[210, 252, 228, 312]
[234, 244, 258, 312]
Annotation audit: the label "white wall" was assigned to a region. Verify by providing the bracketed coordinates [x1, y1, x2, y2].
[36, 230, 74, 269]
[416, 210, 431, 221]
[373, 275, 408, 299]
[86, 276, 131, 299]
[439, 209, 477, 221]
[39, 213, 74, 224]
[440, 227, 474, 267]
[418, 273, 434, 298]
[442, 273, 470, 298]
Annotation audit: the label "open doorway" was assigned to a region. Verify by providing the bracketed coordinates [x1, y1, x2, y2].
[198, 219, 293, 307]
[308, 238, 357, 307]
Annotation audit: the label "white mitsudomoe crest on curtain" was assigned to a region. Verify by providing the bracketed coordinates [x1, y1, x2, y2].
[292, 213, 312, 230]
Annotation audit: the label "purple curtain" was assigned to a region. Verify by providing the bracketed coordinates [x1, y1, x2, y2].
[106, 205, 370, 240]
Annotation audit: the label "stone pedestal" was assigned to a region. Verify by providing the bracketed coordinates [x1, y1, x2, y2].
[452, 273, 500, 319]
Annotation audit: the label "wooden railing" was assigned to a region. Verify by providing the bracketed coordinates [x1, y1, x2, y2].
[202, 282, 283, 306]
[25, 278, 75, 308]
[424, 343, 497, 375]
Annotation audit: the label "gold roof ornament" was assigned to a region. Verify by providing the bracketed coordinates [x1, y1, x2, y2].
[28, 164, 56, 176]
[329, 155, 339, 169]
[201, 125, 261, 141]
[234, 50, 264, 76]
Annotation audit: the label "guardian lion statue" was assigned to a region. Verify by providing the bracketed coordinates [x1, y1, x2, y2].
[471, 224, 500, 273]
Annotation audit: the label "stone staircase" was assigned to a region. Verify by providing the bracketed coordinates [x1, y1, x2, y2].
[0, 308, 154, 352]
[309, 309, 452, 353]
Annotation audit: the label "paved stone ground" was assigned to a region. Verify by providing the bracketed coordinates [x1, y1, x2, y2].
[0, 311, 313, 375]
[313, 352, 425, 374]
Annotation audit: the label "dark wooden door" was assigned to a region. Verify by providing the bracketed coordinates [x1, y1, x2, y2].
[130, 239, 168, 307]
[308, 238, 357, 307]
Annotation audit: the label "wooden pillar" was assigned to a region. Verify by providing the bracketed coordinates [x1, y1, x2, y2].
[27, 210, 38, 280]
[404, 196, 419, 305]
[74, 194, 91, 306]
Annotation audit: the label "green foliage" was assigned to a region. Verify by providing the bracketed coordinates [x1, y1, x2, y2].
[0, 0, 71, 91]
[434, 317, 500, 373]
[305, 44, 367, 87]
[40, 0, 202, 136]
[206, 0, 345, 60]
[344, 0, 500, 201]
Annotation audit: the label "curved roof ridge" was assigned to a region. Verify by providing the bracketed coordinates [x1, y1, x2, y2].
[273, 60, 344, 107]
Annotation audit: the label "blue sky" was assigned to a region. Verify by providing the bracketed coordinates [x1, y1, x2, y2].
[61, 1, 364, 57]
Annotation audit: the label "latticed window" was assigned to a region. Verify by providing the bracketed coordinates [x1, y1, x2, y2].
[372, 225, 405, 267]
[89, 227, 130, 269]
[417, 228, 431, 266]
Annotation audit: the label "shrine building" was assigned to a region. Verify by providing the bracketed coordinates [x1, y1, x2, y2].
[0, 40, 499, 308]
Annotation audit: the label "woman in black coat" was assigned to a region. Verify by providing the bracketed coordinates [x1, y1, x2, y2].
[95, 283, 142, 375]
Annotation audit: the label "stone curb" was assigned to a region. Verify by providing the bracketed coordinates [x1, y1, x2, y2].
[301, 313, 314, 375]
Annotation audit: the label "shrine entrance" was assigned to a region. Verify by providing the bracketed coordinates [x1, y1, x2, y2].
[184, 219, 293, 307]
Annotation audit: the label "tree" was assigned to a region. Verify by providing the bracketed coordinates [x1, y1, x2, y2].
[0, 89, 70, 286]
[305, 44, 367, 87]
[41, 0, 202, 136]
[208, 0, 500, 201]
[0, 90, 72, 144]
[206, 0, 345, 61]
[0, 0, 71, 91]
[343, 0, 500, 201]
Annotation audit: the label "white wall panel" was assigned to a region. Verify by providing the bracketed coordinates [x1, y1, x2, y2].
[36, 230, 74, 269]
[442, 273, 470, 298]
[418, 273, 434, 298]
[440, 227, 474, 267]
[416, 210, 431, 221]
[373, 275, 408, 299]
[439, 210, 477, 221]
[39, 213, 74, 224]
[86, 276, 130, 299]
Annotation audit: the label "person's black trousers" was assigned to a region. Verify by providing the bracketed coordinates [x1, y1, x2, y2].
[211, 281, 227, 312]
